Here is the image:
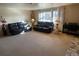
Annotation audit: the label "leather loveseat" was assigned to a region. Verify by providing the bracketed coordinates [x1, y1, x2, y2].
[8, 22, 32, 35]
[33, 22, 54, 33]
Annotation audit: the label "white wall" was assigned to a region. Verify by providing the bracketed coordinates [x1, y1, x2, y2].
[0, 7, 31, 23]
[0, 7, 31, 36]
[64, 4, 79, 23]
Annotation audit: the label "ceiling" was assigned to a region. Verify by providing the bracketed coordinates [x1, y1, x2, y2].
[0, 3, 72, 10]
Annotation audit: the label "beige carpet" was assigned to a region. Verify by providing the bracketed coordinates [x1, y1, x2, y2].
[0, 31, 77, 56]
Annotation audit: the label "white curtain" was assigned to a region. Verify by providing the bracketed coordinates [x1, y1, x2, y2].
[58, 7, 65, 31]
[37, 9, 53, 22]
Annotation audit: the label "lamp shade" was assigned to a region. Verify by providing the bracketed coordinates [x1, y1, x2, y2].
[32, 19, 35, 22]
[55, 20, 60, 23]
[1, 18, 6, 23]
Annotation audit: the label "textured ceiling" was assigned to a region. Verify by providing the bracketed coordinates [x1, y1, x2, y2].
[0, 3, 71, 10]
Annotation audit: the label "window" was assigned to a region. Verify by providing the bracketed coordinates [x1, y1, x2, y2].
[38, 10, 53, 22]
[37, 9, 58, 22]
[53, 9, 59, 23]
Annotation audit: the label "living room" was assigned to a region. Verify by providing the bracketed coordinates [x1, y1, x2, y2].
[0, 3, 79, 56]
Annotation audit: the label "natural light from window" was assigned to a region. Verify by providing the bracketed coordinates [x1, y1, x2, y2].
[38, 9, 58, 22]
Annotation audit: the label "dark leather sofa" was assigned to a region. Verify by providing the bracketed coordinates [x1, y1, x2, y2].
[8, 22, 24, 35]
[8, 22, 32, 35]
[33, 22, 54, 33]
[63, 23, 79, 35]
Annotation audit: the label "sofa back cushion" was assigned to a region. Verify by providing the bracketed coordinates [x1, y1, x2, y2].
[37, 22, 53, 27]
